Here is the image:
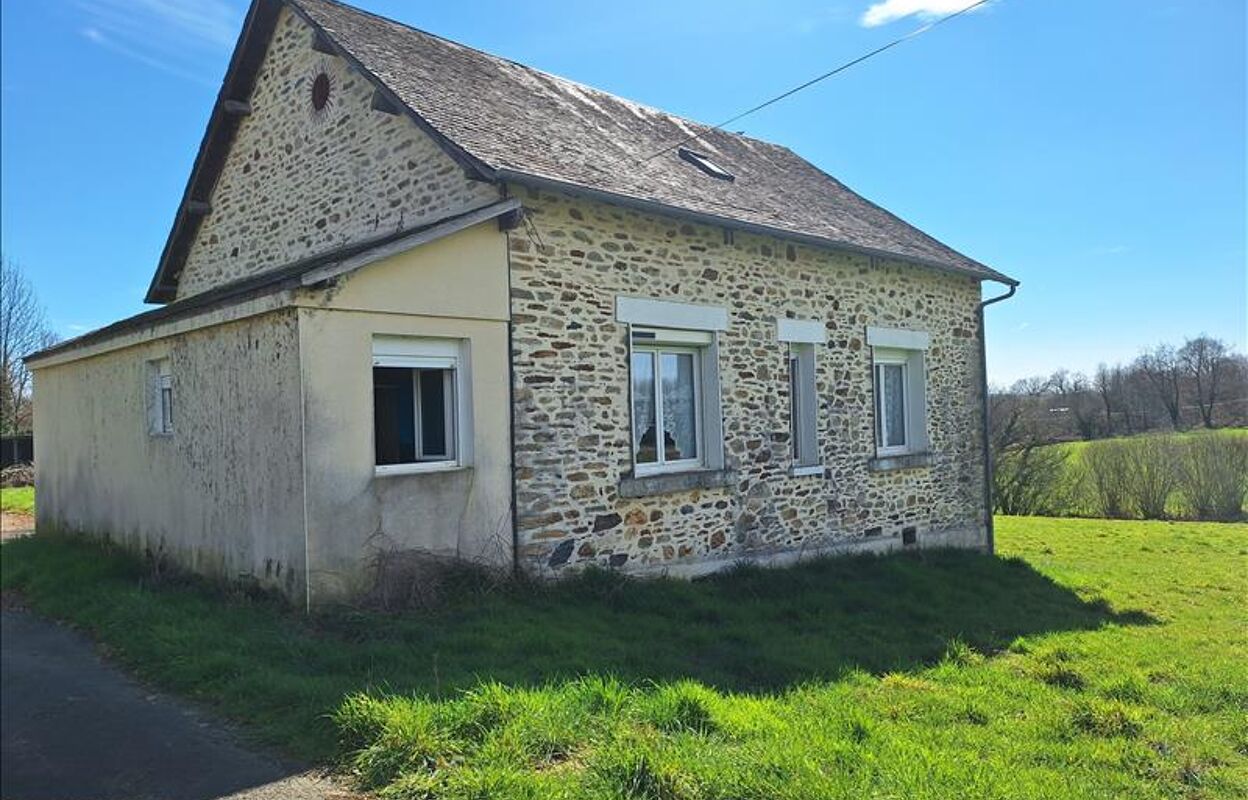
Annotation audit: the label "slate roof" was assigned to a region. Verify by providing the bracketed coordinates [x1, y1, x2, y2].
[147, 0, 1013, 302]
[291, 0, 1013, 285]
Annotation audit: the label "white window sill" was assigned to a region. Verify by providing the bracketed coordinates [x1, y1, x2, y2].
[375, 462, 467, 478]
[868, 451, 934, 472]
[632, 461, 705, 479]
[619, 468, 736, 498]
[790, 464, 824, 477]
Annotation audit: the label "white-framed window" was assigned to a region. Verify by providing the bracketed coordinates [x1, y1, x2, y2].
[777, 319, 824, 474]
[867, 327, 930, 457]
[146, 358, 173, 436]
[618, 297, 726, 477]
[631, 330, 706, 474]
[372, 336, 472, 475]
[873, 353, 909, 454]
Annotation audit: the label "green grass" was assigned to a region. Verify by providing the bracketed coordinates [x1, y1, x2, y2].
[3, 518, 1246, 798]
[0, 485, 35, 515]
[1049, 427, 1247, 466]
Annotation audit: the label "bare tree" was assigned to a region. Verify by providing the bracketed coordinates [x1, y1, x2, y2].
[1093, 363, 1121, 437]
[1122, 367, 1158, 433]
[989, 391, 1070, 515]
[1221, 355, 1248, 427]
[1136, 344, 1184, 430]
[1, 257, 56, 434]
[1049, 369, 1100, 439]
[1178, 335, 1230, 429]
[991, 336, 1245, 446]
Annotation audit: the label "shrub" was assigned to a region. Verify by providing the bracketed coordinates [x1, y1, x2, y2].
[1176, 434, 1248, 521]
[1123, 436, 1180, 520]
[364, 547, 511, 611]
[0, 463, 34, 488]
[994, 442, 1070, 516]
[1082, 440, 1134, 518]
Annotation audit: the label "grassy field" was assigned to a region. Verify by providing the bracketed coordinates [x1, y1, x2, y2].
[2, 518, 1245, 798]
[0, 485, 35, 515]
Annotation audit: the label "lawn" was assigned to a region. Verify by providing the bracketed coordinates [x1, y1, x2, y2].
[2, 518, 1245, 798]
[0, 485, 35, 515]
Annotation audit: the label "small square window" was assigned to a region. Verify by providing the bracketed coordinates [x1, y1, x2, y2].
[373, 366, 455, 465]
[372, 337, 468, 474]
[677, 147, 735, 182]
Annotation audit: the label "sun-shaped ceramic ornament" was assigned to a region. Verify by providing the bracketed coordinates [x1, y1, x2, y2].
[308, 63, 336, 122]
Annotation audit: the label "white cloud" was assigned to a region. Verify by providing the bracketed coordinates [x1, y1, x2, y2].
[76, 0, 241, 85]
[80, 26, 218, 87]
[860, 0, 987, 28]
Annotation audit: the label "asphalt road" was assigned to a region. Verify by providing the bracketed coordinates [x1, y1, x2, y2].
[1, 609, 351, 800]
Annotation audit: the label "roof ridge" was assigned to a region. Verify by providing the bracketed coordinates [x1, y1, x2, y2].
[292, 0, 784, 152]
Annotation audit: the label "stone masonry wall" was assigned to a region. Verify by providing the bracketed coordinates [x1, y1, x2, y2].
[507, 185, 987, 574]
[176, 6, 498, 299]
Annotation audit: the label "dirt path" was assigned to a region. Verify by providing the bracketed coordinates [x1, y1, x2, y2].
[1, 511, 35, 541]
[1, 609, 361, 800]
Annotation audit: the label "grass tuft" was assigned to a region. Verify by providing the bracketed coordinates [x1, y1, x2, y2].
[1070, 699, 1144, 739]
[638, 681, 720, 735]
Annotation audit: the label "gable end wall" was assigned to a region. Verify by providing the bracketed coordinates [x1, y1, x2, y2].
[175, 6, 498, 300]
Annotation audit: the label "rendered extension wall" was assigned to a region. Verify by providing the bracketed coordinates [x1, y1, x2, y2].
[30, 308, 308, 599]
[506, 186, 988, 575]
[295, 222, 514, 604]
[174, 5, 498, 300]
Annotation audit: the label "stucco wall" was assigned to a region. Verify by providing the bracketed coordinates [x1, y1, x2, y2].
[175, 6, 498, 300]
[506, 186, 988, 574]
[31, 309, 307, 598]
[296, 223, 514, 604]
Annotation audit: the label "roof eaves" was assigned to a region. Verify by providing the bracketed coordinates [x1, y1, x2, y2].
[145, 0, 284, 304]
[31, 199, 520, 365]
[496, 168, 1018, 286]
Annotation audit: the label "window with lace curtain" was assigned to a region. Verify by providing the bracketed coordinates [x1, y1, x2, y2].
[867, 326, 931, 458]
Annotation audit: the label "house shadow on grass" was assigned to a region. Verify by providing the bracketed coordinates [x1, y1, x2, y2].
[1, 535, 1162, 766]
[319, 548, 1158, 696]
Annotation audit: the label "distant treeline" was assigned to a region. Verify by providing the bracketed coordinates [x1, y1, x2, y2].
[989, 335, 1247, 522]
[991, 335, 1247, 443]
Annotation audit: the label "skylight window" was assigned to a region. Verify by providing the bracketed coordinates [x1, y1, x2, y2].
[677, 147, 734, 182]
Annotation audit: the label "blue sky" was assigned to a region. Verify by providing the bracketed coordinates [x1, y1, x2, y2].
[2, 0, 1244, 385]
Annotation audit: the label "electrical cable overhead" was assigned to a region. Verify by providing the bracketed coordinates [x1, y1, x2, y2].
[643, 0, 997, 161]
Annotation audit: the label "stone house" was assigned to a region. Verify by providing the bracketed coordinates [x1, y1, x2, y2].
[26, 0, 1017, 607]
